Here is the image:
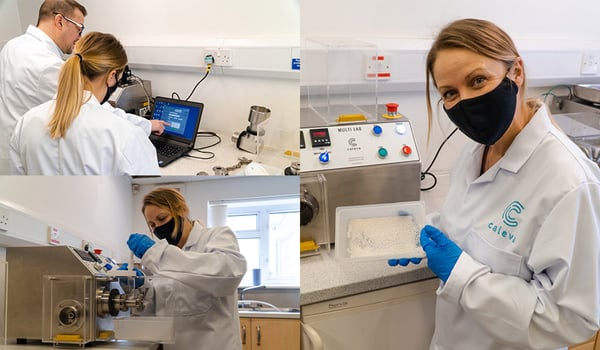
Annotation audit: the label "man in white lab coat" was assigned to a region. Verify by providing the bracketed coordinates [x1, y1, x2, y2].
[0, 0, 165, 175]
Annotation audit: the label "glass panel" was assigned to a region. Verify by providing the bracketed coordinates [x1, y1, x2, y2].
[268, 212, 300, 283]
[226, 214, 257, 232]
[237, 238, 260, 286]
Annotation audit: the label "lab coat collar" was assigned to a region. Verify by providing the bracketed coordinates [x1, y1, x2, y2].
[26, 25, 64, 58]
[181, 221, 205, 250]
[471, 104, 550, 183]
[83, 90, 102, 106]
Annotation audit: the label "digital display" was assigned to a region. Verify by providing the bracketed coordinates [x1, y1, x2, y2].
[309, 128, 331, 147]
[152, 100, 203, 141]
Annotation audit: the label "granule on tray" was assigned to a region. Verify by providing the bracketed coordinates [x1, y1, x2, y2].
[346, 215, 425, 258]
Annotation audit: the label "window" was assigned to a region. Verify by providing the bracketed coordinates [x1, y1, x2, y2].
[210, 196, 299, 287]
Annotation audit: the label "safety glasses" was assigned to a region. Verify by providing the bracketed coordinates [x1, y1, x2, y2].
[54, 12, 84, 35]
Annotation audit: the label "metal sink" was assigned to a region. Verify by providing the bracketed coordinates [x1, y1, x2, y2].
[237, 300, 300, 318]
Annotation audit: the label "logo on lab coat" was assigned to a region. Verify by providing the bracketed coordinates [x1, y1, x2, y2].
[502, 201, 525, 227]
[486, 201, 524, 244]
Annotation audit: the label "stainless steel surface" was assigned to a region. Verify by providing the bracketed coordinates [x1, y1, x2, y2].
[247, 105, 271, 134]
[232, 105, 272, 154]
[109, 80, 152, 116]
[550, 95, 600, 166]
[574, 84, 600, 104]
[309, 163, 421, 244]
[6, 246, 145, 346]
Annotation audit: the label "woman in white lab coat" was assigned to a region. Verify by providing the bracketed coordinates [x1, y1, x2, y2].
[391, 18, 600, 349]
[126, 187, 247, 350]
[9, 31, 159, 175]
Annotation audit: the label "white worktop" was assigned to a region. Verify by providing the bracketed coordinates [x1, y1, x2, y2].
[159, 131, 299, 176]
[300, 173, 450, 305]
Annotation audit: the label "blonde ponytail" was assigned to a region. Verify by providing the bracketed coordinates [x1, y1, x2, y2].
[48, 54, 87, 138]
[47, 32, 127, 139]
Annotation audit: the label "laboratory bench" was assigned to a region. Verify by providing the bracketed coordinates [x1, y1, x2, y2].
[159, 130, 299, 176]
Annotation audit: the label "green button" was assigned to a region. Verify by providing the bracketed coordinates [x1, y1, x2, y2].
[378, 147, 388, 158]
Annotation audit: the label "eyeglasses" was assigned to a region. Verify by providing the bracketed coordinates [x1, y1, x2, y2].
[54, 12, 84, 35]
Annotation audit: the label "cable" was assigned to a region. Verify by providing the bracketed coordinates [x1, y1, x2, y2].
[173, 55, 214, 102]
[130, 74, 152, 114]
[183, 131, 222, 160]
[420, 127, 459, 191]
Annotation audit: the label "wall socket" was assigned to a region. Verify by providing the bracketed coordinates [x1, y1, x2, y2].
[581, 52, 600, 75]
[205, 48, 233, 67]
[0, 207, 9, 231]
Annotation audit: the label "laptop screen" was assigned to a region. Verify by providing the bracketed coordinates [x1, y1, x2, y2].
[151, 97, 204, 143]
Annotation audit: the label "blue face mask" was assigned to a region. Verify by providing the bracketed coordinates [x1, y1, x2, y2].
[153, 216, 184, 246]
[443, 77, 518, 145]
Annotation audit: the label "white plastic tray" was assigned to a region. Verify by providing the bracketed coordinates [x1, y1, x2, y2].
[113, 316, 175, 343]
[335, 201, 426, 261]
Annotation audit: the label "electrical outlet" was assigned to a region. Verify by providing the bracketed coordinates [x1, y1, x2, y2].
[581, 52, 600, 75]
[204, 48, 233, 67]
[0, 207, 9, 231]
[365, 55, 391, 80]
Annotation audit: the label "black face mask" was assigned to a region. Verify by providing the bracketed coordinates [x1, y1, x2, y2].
[153, 216, 184, 246]
[100, 76, 119, 105]
[443, 77, 518, 145]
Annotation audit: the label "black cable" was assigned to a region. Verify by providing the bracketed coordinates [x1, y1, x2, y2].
[183, 69, 210, 101]
[421, 127, 458, 191]
[171, 57, 213, 101]
[183, 132, 222, 160]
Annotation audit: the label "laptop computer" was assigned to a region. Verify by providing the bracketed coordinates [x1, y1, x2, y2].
[149, 96, 204, 167]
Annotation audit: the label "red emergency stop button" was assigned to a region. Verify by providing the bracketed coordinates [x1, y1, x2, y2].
[402, 145, 412, 156]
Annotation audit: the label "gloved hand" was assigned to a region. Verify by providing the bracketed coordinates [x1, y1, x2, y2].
[388, 257, 423, 267]
[117, 263, 144, 288]
[127, 233, 155, 259]
[420, 225, 462, 283]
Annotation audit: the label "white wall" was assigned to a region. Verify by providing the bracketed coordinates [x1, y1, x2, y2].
[300, 0, 600, 173]
[0, 176, 133, 260]
[0, 0, 23, 46]
[131, 176, 300, 234]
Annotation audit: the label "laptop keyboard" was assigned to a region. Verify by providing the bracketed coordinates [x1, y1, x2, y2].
[154, 141, 185, 157]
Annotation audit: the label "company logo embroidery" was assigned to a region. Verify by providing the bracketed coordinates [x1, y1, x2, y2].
[502, 201, 525, 227]
[486, 201, 524, 244]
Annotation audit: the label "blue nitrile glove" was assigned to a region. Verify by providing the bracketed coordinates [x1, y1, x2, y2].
[117, 263, 144, 288]
[388, 257, 423, 267]
[127, 233, 155, 259]
[420, 225, 462, 283]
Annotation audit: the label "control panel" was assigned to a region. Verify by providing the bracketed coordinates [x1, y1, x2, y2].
[70, 247, 118, 275]
[300, 120, 420, 172]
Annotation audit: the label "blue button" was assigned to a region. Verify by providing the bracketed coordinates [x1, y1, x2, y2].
[319, 151, 330, 164]
[372, 125, 383, 135]
[104, 263, 113, 271]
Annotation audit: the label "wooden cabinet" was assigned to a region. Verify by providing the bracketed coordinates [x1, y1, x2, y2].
[240, 317, 300, 350]
[569, 331, 599, 350]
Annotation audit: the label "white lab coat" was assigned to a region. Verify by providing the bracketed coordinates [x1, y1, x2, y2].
[0, 25, 151, 175]
[0, 25, 62, 174]
[141, 222, 247, 350]
[428, 105, 600, 350]
[9, 93, 160, 175]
